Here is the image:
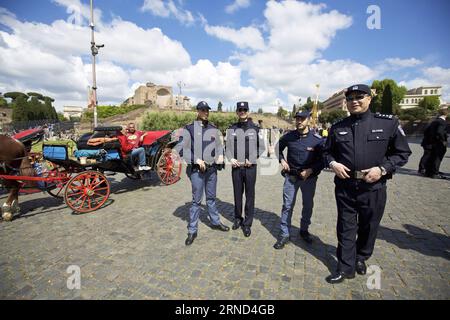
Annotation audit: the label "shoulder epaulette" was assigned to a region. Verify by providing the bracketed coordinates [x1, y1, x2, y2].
[374, 113, 394, 120]
[332, 117, 347, 126]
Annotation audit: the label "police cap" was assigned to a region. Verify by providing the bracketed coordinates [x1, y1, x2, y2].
[236, 101, 249, 111]
[196, 101, 211, 110]
[345, 84, 372, 97]
[294, 110, 311, 118]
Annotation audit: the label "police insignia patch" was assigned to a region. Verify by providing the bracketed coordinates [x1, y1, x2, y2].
[398, 125, 406, 136]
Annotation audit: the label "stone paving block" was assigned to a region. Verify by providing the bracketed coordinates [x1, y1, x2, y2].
[0, 143, 449, 299]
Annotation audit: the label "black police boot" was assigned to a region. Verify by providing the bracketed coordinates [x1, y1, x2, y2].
[211, 222, 230, 232]
[356, 260, 367, 275]
[185, 233, 197, 246]
[299, 230, 313, 244]
[242, 226, 251, 237]
[232, 218, 242, 230]
[325, 271, 355, 284]
[273, 236, 290, 250]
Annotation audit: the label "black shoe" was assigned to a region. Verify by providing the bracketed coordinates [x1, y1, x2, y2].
[232, 219, 242, 230]
[273, 236, 290, 250]
[242, 226, 251, 237]
[211, 223, 230, 232]
[299, 230, 313, 244]
[325, 271, 355, 284]
[185, 233, 197, 246]
[356, 260, 367, 275]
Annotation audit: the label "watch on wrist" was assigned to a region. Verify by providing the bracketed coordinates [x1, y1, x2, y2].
[379, 166, 387, 176]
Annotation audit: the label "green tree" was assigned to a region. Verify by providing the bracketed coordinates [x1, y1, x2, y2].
[11, 94, 29, 122]
[398, 107, 428, 121]
[277, 106, 288, 119]
[370, 79, 407, 114]
[381, 84, 393, 114]
[319, 109, 348, 125]
[419, 96, 440, 112]
[0, 94, 7, 107]
[291, 104, 297, 118]
[257, 108, 263, 114]
[4, 92, 28, 101]
[217, 101, 223, 112]
[57, 112, 68, 121]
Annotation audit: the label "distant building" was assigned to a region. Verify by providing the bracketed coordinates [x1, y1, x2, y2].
[322, 87, 378, 114]
[123, 82, 191, 110]
[63, 106, 84, 119]
[322, 89, 347, 113]
[399, 86, 442, 110]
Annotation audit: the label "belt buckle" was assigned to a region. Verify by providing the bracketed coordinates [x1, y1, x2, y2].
[355, 171, 365, 179]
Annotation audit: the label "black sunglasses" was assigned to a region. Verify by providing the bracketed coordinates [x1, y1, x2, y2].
[346, 94, 368, 102]
[237, 108, 248, 113]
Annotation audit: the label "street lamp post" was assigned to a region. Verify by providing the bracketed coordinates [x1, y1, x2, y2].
[90, 0, 104, 128]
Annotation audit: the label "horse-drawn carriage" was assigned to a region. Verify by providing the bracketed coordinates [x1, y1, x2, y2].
[0, 126, 182, 219]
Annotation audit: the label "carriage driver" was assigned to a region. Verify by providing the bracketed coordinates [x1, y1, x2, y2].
[125, 123, 150, 171]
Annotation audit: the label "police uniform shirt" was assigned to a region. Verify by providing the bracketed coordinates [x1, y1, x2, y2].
[178, 121, 223, 164]
[225, 120, 264, 163]
[277, 129, 325, 176]
[323, 111, 411, 186]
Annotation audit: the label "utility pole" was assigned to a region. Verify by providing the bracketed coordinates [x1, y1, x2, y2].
[90, 0, 104, 127]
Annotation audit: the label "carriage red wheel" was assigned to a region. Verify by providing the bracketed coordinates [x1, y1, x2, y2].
[46, 167, 72, 198]
[64, 170, 110, 213]
[156, 149, 182, 185]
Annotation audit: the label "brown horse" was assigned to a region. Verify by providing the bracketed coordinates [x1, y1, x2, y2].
[0, 134, 35, 221]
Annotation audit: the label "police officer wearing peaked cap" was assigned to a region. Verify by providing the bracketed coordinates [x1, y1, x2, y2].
[323, 84, 412, 284]
[177, 101, 230, 246]
[273, 110, 325, 249]
[225, 101, 265, 237]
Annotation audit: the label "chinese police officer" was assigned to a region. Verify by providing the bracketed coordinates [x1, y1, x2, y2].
[225, 101, 265, 237]
[177, 101, 230, 246]
[323, 84, 411, 284]
[273, 110, 325, 249]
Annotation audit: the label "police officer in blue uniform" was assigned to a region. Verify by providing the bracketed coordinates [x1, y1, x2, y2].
[323, 84, 411, 284]
[177, 101, 230, 246]
[273, 110, 325, 249]
[226, 101, 265, 237]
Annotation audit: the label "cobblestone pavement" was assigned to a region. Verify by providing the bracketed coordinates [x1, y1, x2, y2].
[0, 141, 449, 300]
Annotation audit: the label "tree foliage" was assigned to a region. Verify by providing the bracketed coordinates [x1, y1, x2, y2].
[217, 101, 223, 112]
[419, 96, 440, 111]
[370, 79, 407, 114]
[381, 84, 393, 114]
[83, 104, 147, 120]
[4, 91, 58, 122]
[319, 109, 348, 125]
[277, 106, 289, 119]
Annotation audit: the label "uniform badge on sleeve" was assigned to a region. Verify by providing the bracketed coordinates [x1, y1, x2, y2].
[398, 125, 406, 136]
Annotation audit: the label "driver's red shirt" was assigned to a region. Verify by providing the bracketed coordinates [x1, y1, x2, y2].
[125, 130, 143, 149]
[116, 133, 134, 157]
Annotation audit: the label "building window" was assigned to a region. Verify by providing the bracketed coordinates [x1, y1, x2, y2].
[424, 90, 428, 94]
[406, 99, 409, 103]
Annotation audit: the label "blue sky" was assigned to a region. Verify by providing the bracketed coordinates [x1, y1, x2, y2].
[0, 0, 449, 111]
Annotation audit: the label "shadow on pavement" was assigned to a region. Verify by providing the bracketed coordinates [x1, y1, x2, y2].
[378, 224, 450, 261]
[172, 197, 338, 273]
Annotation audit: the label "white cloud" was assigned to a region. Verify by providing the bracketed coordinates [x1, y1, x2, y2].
[204, 25, 265, 51]
[0, 5, 192, 110]
[399, 67, 450, 102]
[384, 58, 423, 68]
[226, 0, 251, 14]
[141, 0, 195, 25]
